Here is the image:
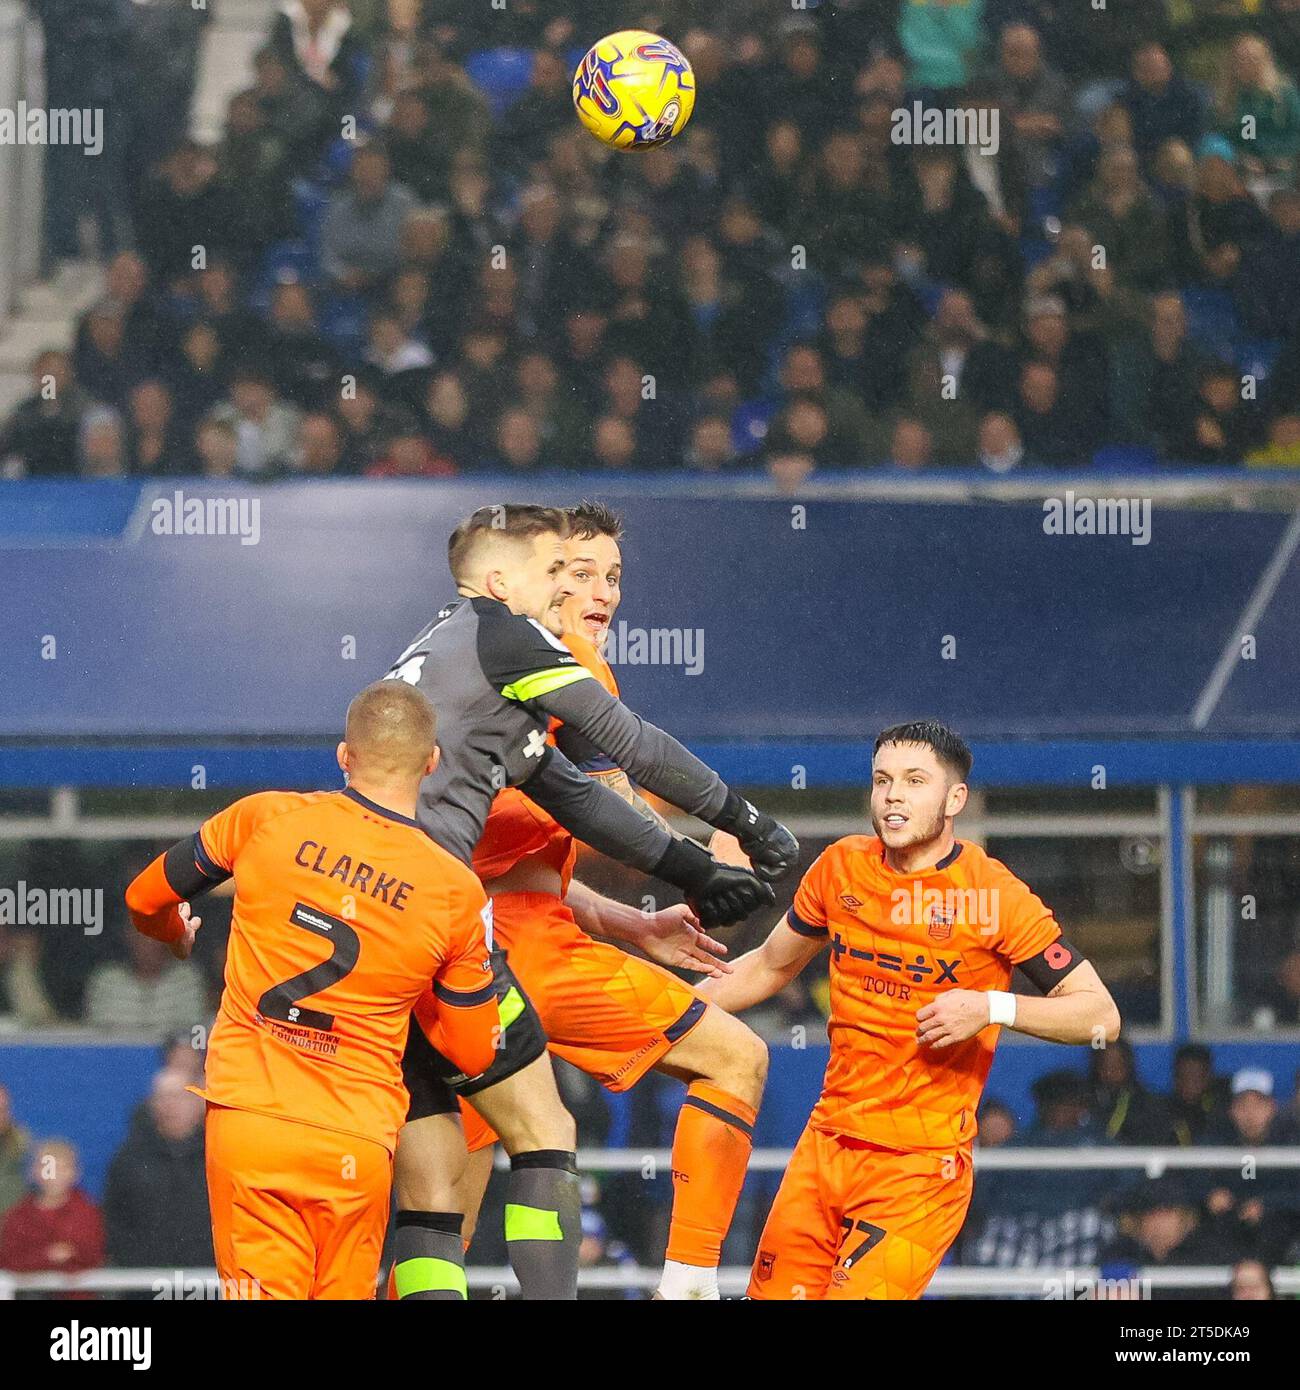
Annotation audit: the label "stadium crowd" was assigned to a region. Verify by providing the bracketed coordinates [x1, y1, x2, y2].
[4, 0, 1300, 484]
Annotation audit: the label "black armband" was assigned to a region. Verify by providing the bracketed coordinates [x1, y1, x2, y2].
[1018, 938, 1085, 994]
[163, 833, 230, 899]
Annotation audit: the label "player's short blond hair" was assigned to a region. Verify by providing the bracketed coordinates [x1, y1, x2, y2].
[345, 681, 437, 776]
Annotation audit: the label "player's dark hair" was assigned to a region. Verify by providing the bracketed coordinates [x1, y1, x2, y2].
[566, 500, 625, 542]
[874, 720, 973, 782]
[447, 503, 569, 584]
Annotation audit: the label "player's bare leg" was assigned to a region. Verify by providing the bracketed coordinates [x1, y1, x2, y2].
[463, 1052, 581, 1299]
[453, 1144, 497, 1250]
[650, 1002, 768, 1299]
[390, 1111, 474, 1300]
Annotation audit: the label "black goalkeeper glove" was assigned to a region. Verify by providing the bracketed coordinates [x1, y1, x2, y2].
[715, 791, 800, 883]
[653, 837, 776, 928]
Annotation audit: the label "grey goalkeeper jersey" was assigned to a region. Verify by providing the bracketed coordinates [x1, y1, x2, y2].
[384, 596, 730, 870]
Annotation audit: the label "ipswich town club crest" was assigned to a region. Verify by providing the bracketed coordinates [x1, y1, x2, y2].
[927, 906, 955, 941]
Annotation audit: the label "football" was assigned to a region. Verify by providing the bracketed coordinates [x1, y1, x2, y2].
[572, 30, 696, 151]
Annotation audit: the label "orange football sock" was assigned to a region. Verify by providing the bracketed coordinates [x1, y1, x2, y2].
[665, 1082, 757, 1267]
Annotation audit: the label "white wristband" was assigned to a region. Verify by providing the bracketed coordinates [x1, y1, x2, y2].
[987, 991, 1017, 1027]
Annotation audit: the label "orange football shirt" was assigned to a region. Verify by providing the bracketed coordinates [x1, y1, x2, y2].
[790, 835, 1062, 1153]
[193, 788, 497, 1152]
[472, 631, 619, 892]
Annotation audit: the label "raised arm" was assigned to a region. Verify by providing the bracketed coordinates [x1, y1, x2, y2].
[522, 749, 775, 927]
[695, 912, 826, 1014]
[535, 677, 798, 882]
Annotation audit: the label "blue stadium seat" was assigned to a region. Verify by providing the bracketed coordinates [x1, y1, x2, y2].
[1182, 287, 1240, 362]
[320, 294, 369, 356]
[1237, 337, 1284, 384]
[292, 178, 330, 247]
[250, 240, 321, 311]
[465, 48, 535, 117]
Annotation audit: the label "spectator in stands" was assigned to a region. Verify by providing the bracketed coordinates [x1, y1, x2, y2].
[104, 1070, 211, 1271]
[268, 0, 370, 155]
[1087, 1039, 1178, 1144]
[194, 261, 272, 367]
[134, 141, 233, 289]
[766, 449, 816, 495]
[1100, 1176, 1234, 1297]
[74, 301, 143, 412]
[498, 47, 577, 176]
[266, 282, 343, 413]
[1125, 291, 1210, 456]
[1247, 412, 1300, 466]
[0, 350, 85, 479]
[0, 1085, 31, 1221]
[488, 406, 550, 474]
[78, 407, 129, 479]
[1019, 294, 1111, 454]
[776, 344, 876, 467]
[0, 927, 58, 1027]
[1015, 360, 1077, 466]
[336, 369, 406, 473]
[1162, 360, 1256, 463]
[1169, 136, 1271, 287]
[104, 252, 174, 375]
[899, 147, 1022, 328]
[385, 90, 450, 204]
[976, 1098, 1017, 1148]
[1020, 1070, 1101, 1145]
[977, 411, 1026, 472]
[599, 354, 678, 471]
[513, 351, 586, 465]
[684, 415, 740, 473]
[1068, 143, 1170, 290]
[166, 321, 228, 434]
[84, 922, 207, 1040]
[887, 417, 936, 471]
[1170, 1043, 1228, 1144]
[421, 369, 479, 471]
[196, 417, 240, 478]
[363, 312, 435, 386]
[1235, 186, 1300, 338]
[898, 0, 987, 92]
[990, 23, 1072, 187]
[365, 421, 456, 479]
[0, 1138, 103, 1287]
[30, 0, 133, 263]
[211, 368, 304, 477]
[1121, 41, 1207, 168]
[295, 412, 348, 476]
[1230, 1257, 1277, 1299]
[400, 38, 492, 177]
[767, 396, 837, 472]
[127, 381, 190, 477]
[216, 90, 299, 272]
[125, 0, 212, 183]
[590, 416, 640, 473]
[1248, 945, 1300, 1025]
[1202, 1071, 1300, 1261]
[1217, 32, 1300, 176]
[1209, 1067, 1298, 1145]
[250, 44, 325, 173]
[321, 142, 418, 297]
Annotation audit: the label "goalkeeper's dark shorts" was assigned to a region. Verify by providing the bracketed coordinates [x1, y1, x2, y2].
[402, 949, 548, 1121]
